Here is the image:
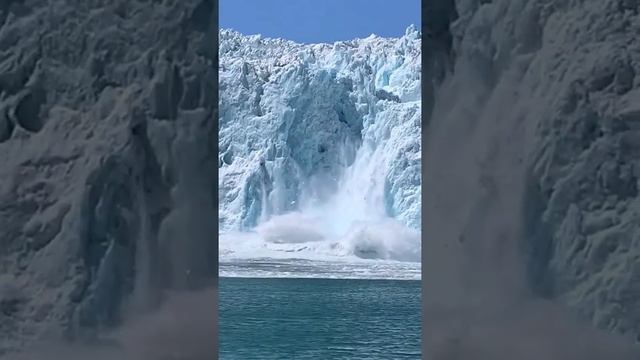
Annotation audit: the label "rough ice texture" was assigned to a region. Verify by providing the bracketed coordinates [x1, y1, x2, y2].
[424, 0, 640, 357]
[0, 0, 216, 355]
[219, 26, 421, 231]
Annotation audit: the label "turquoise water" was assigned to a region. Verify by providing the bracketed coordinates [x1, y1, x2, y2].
[219, 277, 421, 359]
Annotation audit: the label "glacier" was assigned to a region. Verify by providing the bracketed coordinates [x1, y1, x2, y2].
[0, 0, 218, 356]
[218, 26, 421, 274]
[423, 0, 640, 357]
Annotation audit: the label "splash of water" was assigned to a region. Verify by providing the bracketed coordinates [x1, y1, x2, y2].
[220, 134, 421, 266]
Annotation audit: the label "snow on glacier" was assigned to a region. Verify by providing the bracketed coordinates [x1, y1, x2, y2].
[218, 26, 421, 277]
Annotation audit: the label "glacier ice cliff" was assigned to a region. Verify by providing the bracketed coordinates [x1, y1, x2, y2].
[423, 0, 640, 357]
[0, 0, 217, 356]
[218, 27, 421, 243]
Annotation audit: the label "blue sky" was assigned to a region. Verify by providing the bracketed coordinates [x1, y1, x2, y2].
[219, 0, 421, 44]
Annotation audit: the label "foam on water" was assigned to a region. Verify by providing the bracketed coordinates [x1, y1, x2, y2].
[219, 259, 421, 281]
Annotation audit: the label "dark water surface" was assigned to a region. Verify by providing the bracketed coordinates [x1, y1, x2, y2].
[219, 277, 421, 359]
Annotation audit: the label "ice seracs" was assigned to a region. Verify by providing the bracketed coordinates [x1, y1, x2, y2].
[219, 26, 421, 263]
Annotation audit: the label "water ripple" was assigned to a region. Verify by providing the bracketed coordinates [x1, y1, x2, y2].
[219, 277, 421, 359]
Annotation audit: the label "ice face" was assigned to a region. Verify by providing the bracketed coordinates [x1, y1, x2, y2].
[219, 27, 421, 264]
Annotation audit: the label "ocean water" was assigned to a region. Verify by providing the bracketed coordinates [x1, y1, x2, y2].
[219, 276, 421, 360]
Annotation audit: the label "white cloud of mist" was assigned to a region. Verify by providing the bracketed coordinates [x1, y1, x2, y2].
[6, 290, 217, 360]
